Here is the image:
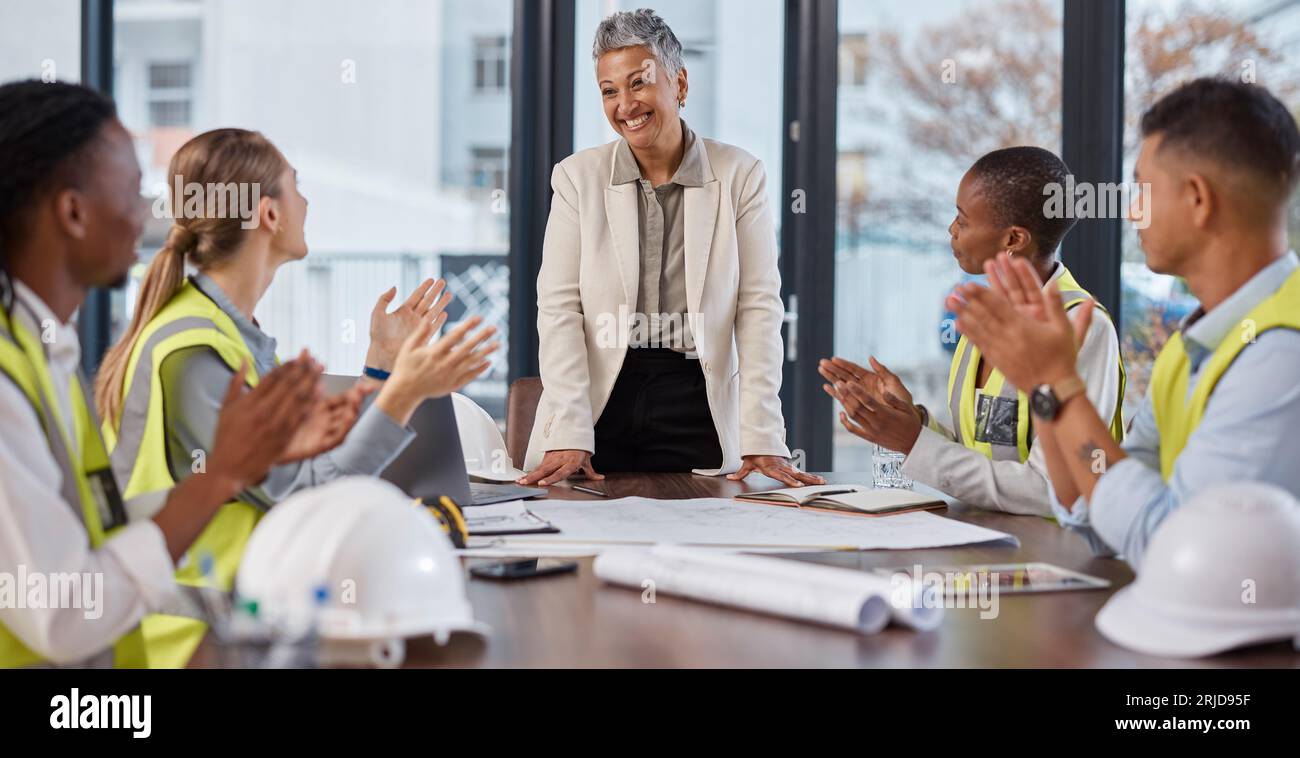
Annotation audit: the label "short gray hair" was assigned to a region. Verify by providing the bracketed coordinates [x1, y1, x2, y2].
[592, 8, 684, 77]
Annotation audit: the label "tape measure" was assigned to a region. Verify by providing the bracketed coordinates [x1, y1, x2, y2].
[422, 495, 468, 549]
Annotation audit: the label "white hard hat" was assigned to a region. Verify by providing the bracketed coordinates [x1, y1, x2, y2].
[235, 477, 487, 667]
[451, 392, 526, 482]
[1095, 482, 1300, 658]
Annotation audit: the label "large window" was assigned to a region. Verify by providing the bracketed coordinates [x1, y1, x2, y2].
[1120, 0, 1300, 416]
[14, 1, 1289, 468]
[572, 0, 786, 218]
[833, 0, 1064, 470]
[112, 0, 513, 418]
[0, 0, 79, 84]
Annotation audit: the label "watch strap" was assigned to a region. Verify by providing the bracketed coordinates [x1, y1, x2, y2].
[1052, 374, 1087, 406]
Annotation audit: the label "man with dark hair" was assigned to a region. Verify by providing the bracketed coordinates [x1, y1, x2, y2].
[0, 80, 350, 667]
[947, 77, 1300, 568]
[819, 146, 1125, 516]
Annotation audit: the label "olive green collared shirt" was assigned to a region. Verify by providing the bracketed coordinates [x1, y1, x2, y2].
[611, 121, 706, 353]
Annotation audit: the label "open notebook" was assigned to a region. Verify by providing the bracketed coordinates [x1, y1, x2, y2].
[736, 484, 946, 517]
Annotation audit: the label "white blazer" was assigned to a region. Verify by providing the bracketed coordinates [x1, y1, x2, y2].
[523, 136, 790, 475]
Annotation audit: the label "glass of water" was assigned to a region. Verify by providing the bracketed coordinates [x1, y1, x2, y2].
[872, 444, 913, 489]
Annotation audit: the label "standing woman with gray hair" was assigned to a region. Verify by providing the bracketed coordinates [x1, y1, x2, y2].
[519, 8, 822, 487]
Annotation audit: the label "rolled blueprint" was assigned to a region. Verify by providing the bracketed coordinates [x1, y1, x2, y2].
[593, 545, 943, 634]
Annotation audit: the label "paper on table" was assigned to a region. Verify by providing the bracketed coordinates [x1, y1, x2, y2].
[650, 545, 944, 631]
[457, 541, 830, 558]
[515, 497, 1016, 551]
[594, 545, 943, 633]
[462, 500, 555, 536]
[458, 541, 805, 557]
[459, 541, 605, 557]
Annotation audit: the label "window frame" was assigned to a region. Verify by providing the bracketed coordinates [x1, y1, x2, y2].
[472, 34, 509, 93]
[145, 60, 194, 128]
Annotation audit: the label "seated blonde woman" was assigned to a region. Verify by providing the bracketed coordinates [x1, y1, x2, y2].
[95, 128, 498, 667]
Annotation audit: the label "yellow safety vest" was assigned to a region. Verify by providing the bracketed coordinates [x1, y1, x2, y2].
[0, 304, 148, 668]
[103, 279, 264, 669]
[947, 266, 1127, 462]
[1149, 266, 1300, 480]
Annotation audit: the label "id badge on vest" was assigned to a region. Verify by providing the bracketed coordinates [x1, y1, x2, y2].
[974, 391, 1019, 447]
[86, 467, 130, 532]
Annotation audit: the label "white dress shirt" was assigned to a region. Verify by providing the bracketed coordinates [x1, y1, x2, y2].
[901, 263, 1124, 516]
[0, 280, 175, 665]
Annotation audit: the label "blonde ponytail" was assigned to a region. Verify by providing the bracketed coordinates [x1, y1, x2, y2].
[94, 128, 288, 425]
[94, 225, 191, 424]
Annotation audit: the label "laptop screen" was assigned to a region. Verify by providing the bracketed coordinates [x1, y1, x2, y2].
[321, 375, 472, 504]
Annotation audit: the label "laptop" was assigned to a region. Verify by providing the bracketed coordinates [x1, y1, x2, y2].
[321, 375, 546, 506]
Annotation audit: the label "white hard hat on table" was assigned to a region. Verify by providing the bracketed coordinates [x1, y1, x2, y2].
[1095, 482, 1300, 658]
[236, 477, 487, 667]
[451, 391, 527, 482]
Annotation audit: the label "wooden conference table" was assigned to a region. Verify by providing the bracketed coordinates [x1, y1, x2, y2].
[191, 471, 1300, 668]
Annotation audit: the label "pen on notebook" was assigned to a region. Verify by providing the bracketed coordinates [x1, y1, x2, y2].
[571, 484, 609, 497]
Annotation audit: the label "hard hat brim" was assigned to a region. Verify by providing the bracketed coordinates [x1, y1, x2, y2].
[445, 619, 492, 639]
[1096, 585, 1297, 658]
[468, 466, 529, 483]
[322, 615, 491, 642]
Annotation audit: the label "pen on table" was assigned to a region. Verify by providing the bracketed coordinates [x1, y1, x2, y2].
[571, 484, 609, 498]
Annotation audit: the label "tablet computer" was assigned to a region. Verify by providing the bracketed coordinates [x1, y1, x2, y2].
[874, 562, 1111, 595]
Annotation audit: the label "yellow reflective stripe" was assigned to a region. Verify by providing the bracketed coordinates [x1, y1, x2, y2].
[948, 334, 1024, 461]
[0, 322, 41, 411]
[1151, 333, 1191, 480]
[117, 281, 248, 401]
[108, 279, 261, 499]
[1058, 264, 1128, 441]
[9, 314, 105, 545]
[104, 279, 264, 669]
[112, 326, 256, 500]
[0, 318, 56, 667]
[957, 341, 982, 454]
[70, 376, 113, 487]
[1150, 267, 1300, 480]
[0, 307, 146, 668]
[945, 263, 1125, 464]
[947, 336, 969, 445]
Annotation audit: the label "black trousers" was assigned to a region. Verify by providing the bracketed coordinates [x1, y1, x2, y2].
[591, 347, 724, 473]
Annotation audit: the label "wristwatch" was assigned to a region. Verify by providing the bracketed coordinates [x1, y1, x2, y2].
[1029, 375, 1086, 421]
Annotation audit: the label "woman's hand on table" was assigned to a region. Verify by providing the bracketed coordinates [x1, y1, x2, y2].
[518, 449, 604, 486]
[727, 455, 825, 487]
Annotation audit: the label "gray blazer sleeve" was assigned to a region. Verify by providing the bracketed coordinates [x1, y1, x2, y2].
[158, 347, 416, 509]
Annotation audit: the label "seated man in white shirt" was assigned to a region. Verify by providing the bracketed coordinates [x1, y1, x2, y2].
[0, 80, 357, 667]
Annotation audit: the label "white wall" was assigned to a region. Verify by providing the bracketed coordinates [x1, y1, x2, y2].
[0, 0, 80, 83]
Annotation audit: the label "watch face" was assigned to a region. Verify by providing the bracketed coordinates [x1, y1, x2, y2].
[1030, 386, 1058, 419]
